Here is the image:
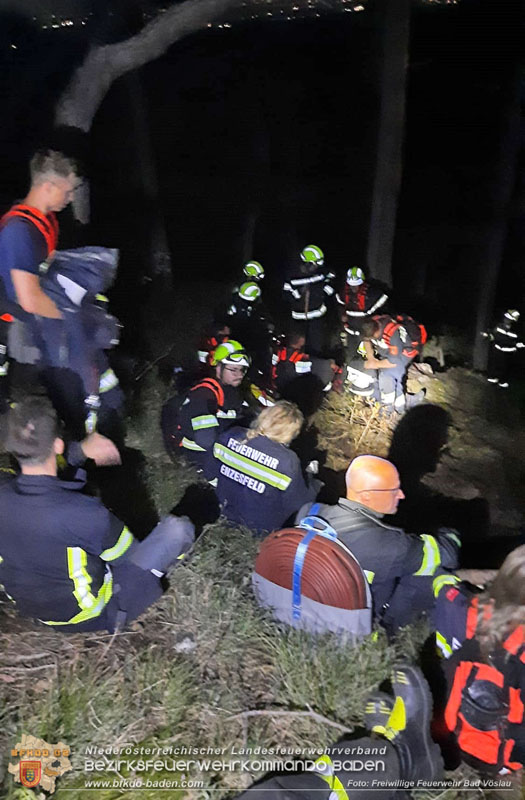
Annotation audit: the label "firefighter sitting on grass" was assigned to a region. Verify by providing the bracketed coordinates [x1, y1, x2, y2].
[161, 340, 250, 480]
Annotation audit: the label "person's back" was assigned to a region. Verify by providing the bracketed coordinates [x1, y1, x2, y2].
[214, 402, 320, 535]
[0, 396, 194, 632]
[0, 473, 118, 623]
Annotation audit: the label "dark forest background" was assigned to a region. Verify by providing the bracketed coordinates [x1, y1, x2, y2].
[0, 0, 523, 353]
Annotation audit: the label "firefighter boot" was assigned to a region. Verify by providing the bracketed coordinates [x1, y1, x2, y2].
[364, 691, 394, 736]
[384, 663, 444, 782]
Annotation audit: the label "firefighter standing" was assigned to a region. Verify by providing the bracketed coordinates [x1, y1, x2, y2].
[358, 315, 426, 412]
[482, 308, 524, 389]
[337, 266, 389, 360]
[282, 245, 335, 356]
[161, 340, 250, 480]
[227, 282, 274, 382]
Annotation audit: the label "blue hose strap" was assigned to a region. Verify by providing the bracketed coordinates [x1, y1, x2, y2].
[292, 511, 338, 620]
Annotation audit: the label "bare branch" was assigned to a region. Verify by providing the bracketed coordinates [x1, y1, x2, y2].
[225, 708, 354, 735]
[55, 0, 241, 132]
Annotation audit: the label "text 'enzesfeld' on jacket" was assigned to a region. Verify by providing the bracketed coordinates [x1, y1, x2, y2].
[435, 583, 525, 774]
[213, 427, 319, 535]
[295, 498, 460, 629]
[282, 267, 335, 320]
[0, 472, 161, 632]
[161, 378, 247, 479]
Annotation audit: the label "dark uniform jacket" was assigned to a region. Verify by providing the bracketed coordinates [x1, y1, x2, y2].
[0, 473, 161, 632]
[214, 427, 319, 535]
[295, 498, 460, 624]
[173, 378, 246, 477]
[336, 281, 389, 322]
[283, 266, 335, 321]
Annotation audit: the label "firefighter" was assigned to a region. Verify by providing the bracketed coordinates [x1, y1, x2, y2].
[432, 545, 525, 775]
[236, 663, 443, 799]
[228, 282, 274, 382]
[337, 266, 389, 360]
[197, 321, 230, 367]
[357, 316, 426, 413]
[241, 260, 264, 282]
[161, 340, 250, 479]
[272, 331, 336, 396]
[296, 455, 460, 634]
[282, 244, 335, 356]
[482, 308, 525, 389]
[0, 150, 80, 378]
[272, 332, 313, 393]
[213, 401, 321, 535]
[0, 396, 195, 633]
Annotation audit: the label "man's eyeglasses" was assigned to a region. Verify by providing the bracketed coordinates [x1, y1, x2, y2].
[222, 366, 247, 374]
[355, 486, 401, 493]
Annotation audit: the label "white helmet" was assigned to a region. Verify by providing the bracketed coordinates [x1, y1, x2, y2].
[346, 266, 365, 286]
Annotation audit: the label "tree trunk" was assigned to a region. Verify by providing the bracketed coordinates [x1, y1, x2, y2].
[366, 0, 410, 286]
[472, 66, 521, 371]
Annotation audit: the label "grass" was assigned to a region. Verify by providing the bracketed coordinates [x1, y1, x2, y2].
[0, 377, 498, 799]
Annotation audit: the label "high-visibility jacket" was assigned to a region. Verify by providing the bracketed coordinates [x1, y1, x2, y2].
[443, 598, 525, 774]
[0, 473, 161, 631]
[336, 281, 388, 318]
[484, 321, 525, 354]
[295, 498, 460, 626]
[164, 378, 246, 477]
[374, 314, 427, 361]
[272, 345, 312, 387]
[213, 427, 319, 535]
[197, 335, 229, 365]
[283, 267, 335, 320]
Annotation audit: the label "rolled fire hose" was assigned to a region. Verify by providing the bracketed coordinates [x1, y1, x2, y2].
[255, 528, 368, 611]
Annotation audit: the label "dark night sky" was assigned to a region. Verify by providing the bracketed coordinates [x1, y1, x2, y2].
[0, 0, 523, 336]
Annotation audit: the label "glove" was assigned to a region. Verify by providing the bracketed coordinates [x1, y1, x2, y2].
[436, 527, 461, 570]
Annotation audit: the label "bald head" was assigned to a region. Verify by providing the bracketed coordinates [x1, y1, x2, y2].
[345, 455, 404, 515]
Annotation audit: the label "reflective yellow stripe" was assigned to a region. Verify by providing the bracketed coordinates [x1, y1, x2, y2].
[214, 443, 292, 491]
[99, 368, 119, 393]
[432, 572, 460, 598]
[67, 547, 97, 609]
[312, 755, 348, 800]
[41, 548, 114, 626]
[192, 414, 219, 431]
[42, 570, 113, 626]
[0, 554, 3, 564]
[181, 437, 206, 452]
[100, 526, 134, 562]
[414, 534, 441, 576]
[436, 631, 453, 659]
[364, 569, 375, 583]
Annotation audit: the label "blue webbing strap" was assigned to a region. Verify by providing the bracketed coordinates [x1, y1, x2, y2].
[292, 503, 338, 620]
